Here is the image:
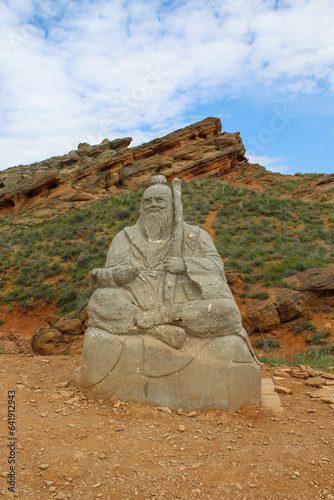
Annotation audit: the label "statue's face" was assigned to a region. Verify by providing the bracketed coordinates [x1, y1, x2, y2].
[141, 185, 172, 213]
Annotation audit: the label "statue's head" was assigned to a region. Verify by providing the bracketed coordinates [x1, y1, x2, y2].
[139, 176, 174, 241]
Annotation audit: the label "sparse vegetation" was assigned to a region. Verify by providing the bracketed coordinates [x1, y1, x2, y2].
[258, 351, 334, 369]
[254, 337, 281, 353]
[292, 322, 317, 335]
[250, 291, 269, 300]
[308, 329, 331, 346]
[0, 176, 334, 316]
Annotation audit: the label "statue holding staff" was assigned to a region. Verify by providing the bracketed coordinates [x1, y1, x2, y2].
[73, 175, 261, 411]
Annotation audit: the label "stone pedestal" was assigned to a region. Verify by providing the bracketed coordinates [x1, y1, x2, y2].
[72, 327, 261, 412]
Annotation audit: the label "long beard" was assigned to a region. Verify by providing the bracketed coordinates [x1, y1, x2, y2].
[139, 207, 174, 241]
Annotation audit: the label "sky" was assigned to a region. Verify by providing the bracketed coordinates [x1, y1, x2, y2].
[1, 0, 334, 174]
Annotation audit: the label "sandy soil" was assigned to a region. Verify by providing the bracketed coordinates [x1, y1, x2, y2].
[0, 355, 333, 500]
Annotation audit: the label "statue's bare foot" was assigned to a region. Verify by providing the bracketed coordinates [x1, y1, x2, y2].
[134, 306, 170, 330]
[148, 324, 185, 349]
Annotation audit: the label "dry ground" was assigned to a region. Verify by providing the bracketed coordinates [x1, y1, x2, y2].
[0, 355, 334, 500]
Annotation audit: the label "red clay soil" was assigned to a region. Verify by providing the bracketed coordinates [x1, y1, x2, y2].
[0, 356, 333, 499]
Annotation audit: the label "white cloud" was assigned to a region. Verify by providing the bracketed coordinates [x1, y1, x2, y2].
[247, 153, 291, 174]
[0, 0, 334, 169]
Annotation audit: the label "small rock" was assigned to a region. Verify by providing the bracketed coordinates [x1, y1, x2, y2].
[157, 407, 172, 414]
[320, 397, 334, 404]
[44, 481, 55, 486]
[55, 493, 65, 500]
[109, 396, 120, 404]
[291, 371, 309, 379]
[305, 377, 327, 387]
[274, 370, 290, 378]
[299, 365, 318, 377]
[274, 386, 292, 395]
[39, 464, 49, 470]
[178, 425, 186, 432]
[59, 389, 75, 398]
[321, 372, 334, 380]
[92, 482, 101, 488]
[310, 388, 334, 399]
[187, 411, 197, 417]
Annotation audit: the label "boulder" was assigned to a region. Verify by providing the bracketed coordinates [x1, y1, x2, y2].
[55, 318, 83, 336]
[286, 268, 334, 292]
[274, 288, 307, 321]
[79, 306, 89, 324]
[246, 301, 281, 331]
[31, 328, 68, 355]
[31, 325, 85, 355]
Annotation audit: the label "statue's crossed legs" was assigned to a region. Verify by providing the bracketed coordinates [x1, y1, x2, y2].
[87, 287, 246, 349]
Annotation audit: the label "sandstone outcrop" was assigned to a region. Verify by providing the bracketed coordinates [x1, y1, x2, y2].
[246, 301, 281, 331]
[0, 118, 246, 215]
[274, 289, 307, 321]
[286, 268, 334, 294]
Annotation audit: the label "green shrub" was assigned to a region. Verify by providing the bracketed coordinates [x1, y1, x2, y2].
[292, 322, 317, 335]
[319, 344, 334, 355]
[250, 291, 269, 300]
[254, 337, 281, 353]
[309, 329, 331, 345]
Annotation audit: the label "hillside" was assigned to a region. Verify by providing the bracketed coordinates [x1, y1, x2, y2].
[0, 118, 334, 364]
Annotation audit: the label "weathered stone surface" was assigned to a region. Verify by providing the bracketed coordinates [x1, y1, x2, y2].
[286, 268, 334, 292]
[274, 289, 307, 321]
[31, 325, 84, 355]
[74, 330, 261, 412]
[80, 306, 89, 324]
[321, 372, 334, 380]
[298, 365, 319, 377]
[304, 377, 327, 387]
[45, 314, 60, 327]
[31, 328, 68, 355]
[274, 386, 292, 395]
[0, 118, 247, 216]
[71, 175, 261, 411]
[55, 318, 83, 336]
[291, 371, 309, 379]
[246, 301, 281, 331]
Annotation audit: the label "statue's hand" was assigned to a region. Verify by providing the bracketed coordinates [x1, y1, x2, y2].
[164, 257, 186, 274]
[89, 268, 113, 288]
[113, 266, 139, 285]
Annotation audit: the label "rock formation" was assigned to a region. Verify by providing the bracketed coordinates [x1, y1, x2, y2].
[0, 118, 246, 215]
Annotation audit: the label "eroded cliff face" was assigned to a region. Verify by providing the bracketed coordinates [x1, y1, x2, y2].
[0, 117, 246, 215]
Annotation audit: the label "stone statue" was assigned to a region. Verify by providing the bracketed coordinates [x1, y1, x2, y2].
[72, 176, 261, 411]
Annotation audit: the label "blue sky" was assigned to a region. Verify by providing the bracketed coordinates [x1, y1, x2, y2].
[1, 0, 334, 174]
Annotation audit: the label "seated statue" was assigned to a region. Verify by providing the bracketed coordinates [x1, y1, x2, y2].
[72, 175, 261, 411]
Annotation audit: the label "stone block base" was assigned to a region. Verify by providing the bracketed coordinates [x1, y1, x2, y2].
[71, 328, 261, 412]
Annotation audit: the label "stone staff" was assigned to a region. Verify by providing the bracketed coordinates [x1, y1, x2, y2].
[164, 177, 184, 304]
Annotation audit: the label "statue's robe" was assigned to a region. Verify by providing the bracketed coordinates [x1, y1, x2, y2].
[88, 221, 249, 341]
